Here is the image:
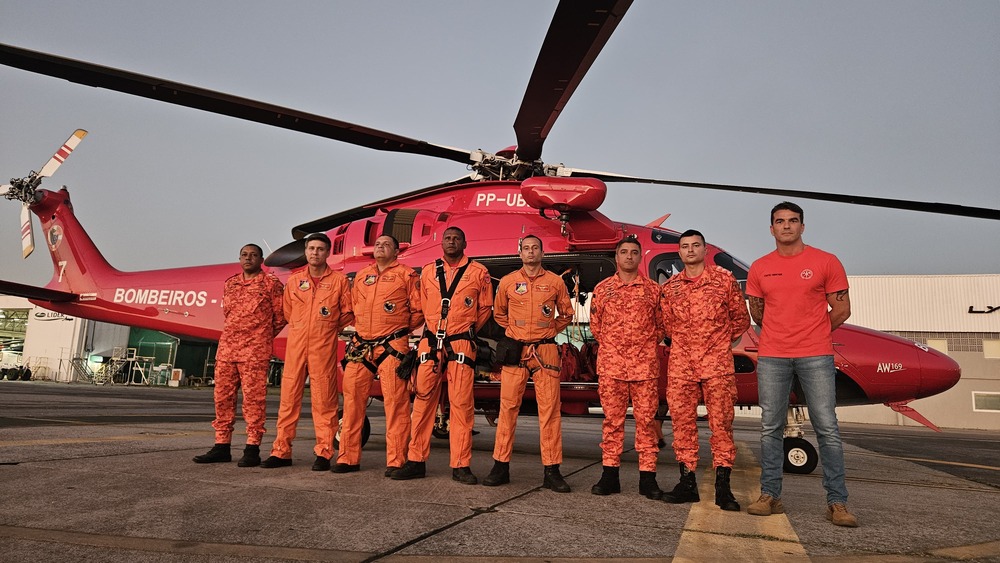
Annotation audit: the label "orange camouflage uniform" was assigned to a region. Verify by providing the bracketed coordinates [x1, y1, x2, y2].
[408, 256, 493, 469]
[270, 266, 353, 460]
[214, 271, 286, 446]
[590, 272, 665, 472]
[492, 267, 574, 466]
[339, 260, 422, 468]
[661, 265, 750, 469]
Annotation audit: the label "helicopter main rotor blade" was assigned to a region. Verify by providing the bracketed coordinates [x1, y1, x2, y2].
[564, 168, 1000, 221]
[513, 0, 632, 163]
[0, 43, 473, 165]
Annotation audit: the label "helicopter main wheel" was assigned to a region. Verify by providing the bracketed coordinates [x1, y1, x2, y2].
[783, 437, 818, 474]
[333, 410, 371, 450]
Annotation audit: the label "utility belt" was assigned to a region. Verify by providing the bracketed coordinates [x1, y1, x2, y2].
[419, 326, 477, 368]
[496, 336, 559, 372]
[345, 327, 411, 374]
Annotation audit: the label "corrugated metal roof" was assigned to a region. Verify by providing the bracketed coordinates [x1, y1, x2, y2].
[847, 274, 1000, 332]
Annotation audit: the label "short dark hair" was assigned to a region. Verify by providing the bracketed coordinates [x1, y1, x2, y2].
[770, 201, 804, 224]
[443, 226, 466, 241]
[615, 234, 641, 252]
[241, 243, 264, 257]
[520, 235, 543, 252]
[304, 232, 331, 250]
[678, 229, 705, 245]
[377, 234, 400, 250]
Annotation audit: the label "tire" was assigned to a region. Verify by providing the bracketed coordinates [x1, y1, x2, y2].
[333, 410, 371, 450]
[783, 437, 818, 474]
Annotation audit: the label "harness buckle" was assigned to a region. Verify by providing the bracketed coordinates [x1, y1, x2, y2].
[455, 352, 466, 365]
[419, 352, 432, 364]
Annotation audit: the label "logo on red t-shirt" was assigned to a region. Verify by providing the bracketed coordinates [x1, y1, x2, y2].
[800, 269, 814, 280]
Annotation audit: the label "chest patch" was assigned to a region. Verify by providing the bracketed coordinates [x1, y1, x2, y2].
[541, 304, 553, 318]
[800, 269, 814, 280]
[363, 274, 377, 286]
[384, 301, 396, 313]
[514, 282, 528, 295]
[298, 279, 310, 290]
[319, 306, 330, 317]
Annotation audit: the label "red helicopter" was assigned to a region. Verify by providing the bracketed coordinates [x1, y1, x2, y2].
[2, 1, 993, 473]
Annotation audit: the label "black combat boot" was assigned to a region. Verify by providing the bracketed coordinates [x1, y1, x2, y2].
[590, 465, 621, 495]
[662, 463, 700, 504]
[714, 466, 740, 511]
[639, 471, 663, 500]
[237, 445, 261, 467]
[543, 464, 571, 493]
[482, 460, 510, 486]
[192, 443, 231, 464]
[391, 460, 426, 480]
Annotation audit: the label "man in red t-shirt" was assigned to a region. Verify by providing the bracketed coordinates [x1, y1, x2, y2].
[745, 201, 857, 527]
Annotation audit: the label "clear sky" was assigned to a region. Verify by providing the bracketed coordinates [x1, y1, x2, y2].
[2, 1, 998, 287]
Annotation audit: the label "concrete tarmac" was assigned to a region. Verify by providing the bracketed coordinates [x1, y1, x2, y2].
[1, 380, 998, 562]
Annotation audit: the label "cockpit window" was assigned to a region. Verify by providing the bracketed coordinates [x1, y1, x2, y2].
[649, 253, 683, 284]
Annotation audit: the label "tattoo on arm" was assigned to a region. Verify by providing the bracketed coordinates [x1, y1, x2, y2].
[747, 296, 764, 327]
[832, 289, 849, 301]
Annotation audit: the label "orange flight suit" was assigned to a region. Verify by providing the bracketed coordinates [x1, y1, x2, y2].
[214, 271, 286, 446]
[661, 265, 750, 470]
[492, 267, 573, 466]
[590, 272, 665, 472]
[270, 266, 353, 460]
[339, 260, 423, 468]
[408, 256, 493, 469]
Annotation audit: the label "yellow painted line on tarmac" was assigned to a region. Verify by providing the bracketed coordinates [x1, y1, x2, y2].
[672, 442, 809, 562]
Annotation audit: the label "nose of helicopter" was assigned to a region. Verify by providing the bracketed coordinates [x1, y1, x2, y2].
[917, 345, 961, 399]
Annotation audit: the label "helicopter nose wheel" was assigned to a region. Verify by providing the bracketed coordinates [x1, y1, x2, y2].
[334, 410, 371, 450]
[783, 437, 818, 474]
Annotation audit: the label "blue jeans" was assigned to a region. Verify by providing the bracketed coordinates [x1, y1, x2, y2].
[757, 355, 848, 505]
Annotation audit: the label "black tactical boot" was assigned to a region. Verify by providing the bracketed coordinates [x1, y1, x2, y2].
[192, 443, 231, 464]
[662, 463, 700, 504]
[452, 466, 478, 485]
[543, 464, 571, 493]
[237, 445, 261, 467]
[482, 460, 510, 486]
[590, 465, 621, 495]
[391, 460, 426, 480]
[714, 466, 740, 511]
[639, 471, 663, 500]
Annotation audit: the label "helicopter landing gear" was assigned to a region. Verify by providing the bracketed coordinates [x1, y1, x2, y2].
[783, 406, 819, 474]
[333, 410, 371, 450]
[432, 404, 450, 439]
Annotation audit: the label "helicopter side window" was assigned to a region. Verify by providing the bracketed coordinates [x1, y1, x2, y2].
[649, 253, 684, 284]
[711, 251, 750, 292]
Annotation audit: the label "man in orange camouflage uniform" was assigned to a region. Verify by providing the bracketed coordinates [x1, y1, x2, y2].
[589, 236, 666, 500]
[335, 235, 422, 476]
[482, 235, 574, 492]
[660, 229, 750, 510]
[193, 243, 285, 467]
[392, 227, 493, 484]
[262, 232, 353, 471]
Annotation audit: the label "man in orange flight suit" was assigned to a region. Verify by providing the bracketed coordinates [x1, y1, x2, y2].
[660, 229, 750, 510]
[262, 232, 353, 471]
[482, 235, 574, 492]
[392, 226, 493, 484]
[335, 235, 422, 476]
[589, 236, 666, 500]
[193, 243, 285, 467]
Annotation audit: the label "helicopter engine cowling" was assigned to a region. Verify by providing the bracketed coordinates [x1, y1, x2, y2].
[520, 176, 607, 213]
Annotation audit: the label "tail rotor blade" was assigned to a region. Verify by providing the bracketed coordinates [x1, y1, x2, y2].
[37, 129, 88, 178]
[20, 203, 34, 259]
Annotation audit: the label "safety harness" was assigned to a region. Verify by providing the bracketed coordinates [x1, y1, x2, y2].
[345, 326, 412, 374]
[420, 259, 477, 369]
[518, 338, 561, 374]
